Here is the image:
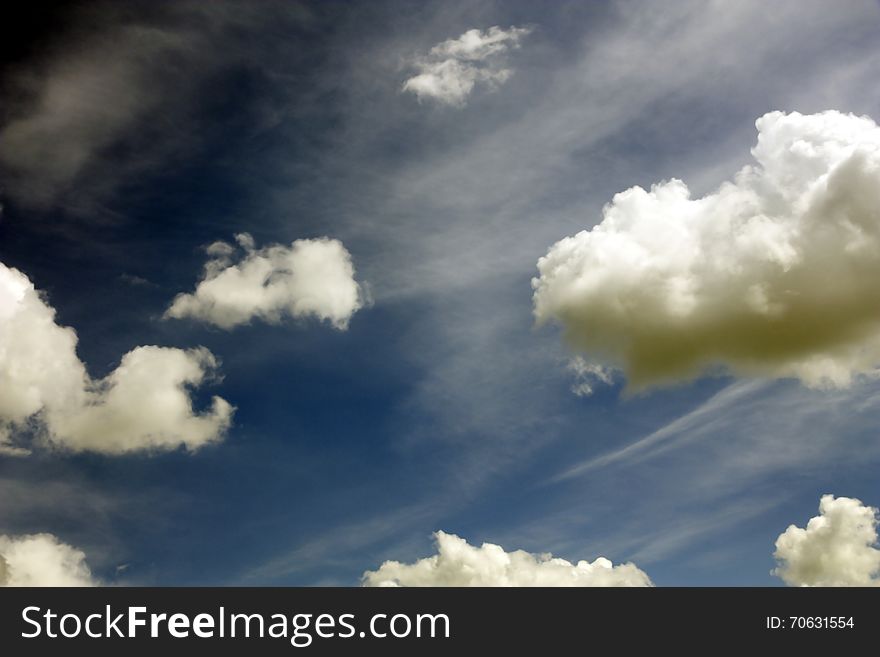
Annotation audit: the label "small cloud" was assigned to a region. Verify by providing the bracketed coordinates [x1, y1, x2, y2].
[119, 273, 156, 288]
[567, 356, 615, 397]
[773, 494, 880, 587]
[165, 233, 365, 330]
[402, 26, 532, 107]
[362, 531, 651, 587]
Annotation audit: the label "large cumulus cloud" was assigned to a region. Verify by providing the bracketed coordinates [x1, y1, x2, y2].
[362, 531, 651, 587]
[165, 233, 363, 330]
[533, 110, 880, 390]
[773, 494, 880, 587]
[0, 261, 232, 455]
[0, 533, 97, 586]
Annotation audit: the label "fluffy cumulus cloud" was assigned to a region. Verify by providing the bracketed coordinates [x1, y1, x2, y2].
[773, 495, 880, 587]
[0, 261, 232, 455]
[534, 110, 880, 391]
[362, 531, 652, 587]
[165, 233, 363, 330]
[402, 26, 531, 106]
[0, 533, 97, 586]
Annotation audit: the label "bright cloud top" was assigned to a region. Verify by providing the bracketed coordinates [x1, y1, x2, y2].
[402, 26, 531, 106]
[773, 495, 880, 587]
[0, 261, 232, 455]
[0, 533, 97, 586]
[165, 233, 363, 330]
[362, 531, 652, 587]
[534, 110, 880, 390]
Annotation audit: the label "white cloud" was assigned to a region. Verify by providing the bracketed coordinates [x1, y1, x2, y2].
[567, 356, 614, 397]
[773, 495, 880, 587]
[402, 26, 531, 106]
[0, 261, 232, 455]
[165, 233, 363, 330]
[533, 110, 880, 391]
[0, 533, 97, 586]
[362, 531, 652, 586]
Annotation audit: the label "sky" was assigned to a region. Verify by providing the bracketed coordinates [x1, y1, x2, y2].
[2, 0, 880, 587]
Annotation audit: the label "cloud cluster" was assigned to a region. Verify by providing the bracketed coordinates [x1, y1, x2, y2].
[773, 494, 880, 587]
[402, 26, 531, 106]
[165, 233, 363, 330]
[534, 110, 880, 390]
[0, 261, 232, 455]
[0, 533, 97, 586]
[362, 531, 652, 586]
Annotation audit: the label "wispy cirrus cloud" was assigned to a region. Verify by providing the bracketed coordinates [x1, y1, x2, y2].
[0, 1, 310, 214]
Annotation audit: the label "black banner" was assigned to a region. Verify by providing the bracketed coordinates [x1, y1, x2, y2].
[0, 587, 875, 653]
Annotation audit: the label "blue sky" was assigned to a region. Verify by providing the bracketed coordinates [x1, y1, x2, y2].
[2, 0, 880, 586]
